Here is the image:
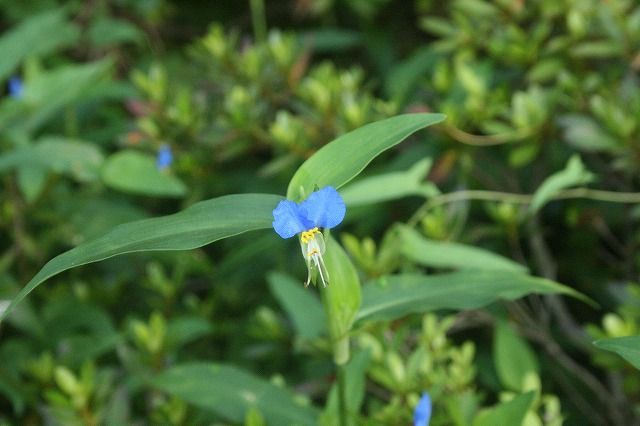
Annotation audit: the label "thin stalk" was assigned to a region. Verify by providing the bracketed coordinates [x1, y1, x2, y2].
[249, 0, 267, 43]
[407, 188, 640, 227]
[337, 363, 347, 426]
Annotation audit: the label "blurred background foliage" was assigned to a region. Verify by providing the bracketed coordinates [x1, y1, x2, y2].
[1, 0, 640, 424]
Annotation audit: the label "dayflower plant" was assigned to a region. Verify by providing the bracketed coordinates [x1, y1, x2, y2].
[414, 392, 432, 426]
[156, 144, 173, 170]
[272, 186, 346, 287]
[8, 76, 23, 98]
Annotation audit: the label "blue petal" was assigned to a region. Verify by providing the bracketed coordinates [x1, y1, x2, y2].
[299, 186, 345, 229]
[272, 200, 312, 238]
[413, 392, 432, 426]
[156, 145, 173, 170]
[8, 76, 23, 99]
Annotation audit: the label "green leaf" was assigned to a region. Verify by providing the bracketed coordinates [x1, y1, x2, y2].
[0, 60, 112, 134]
[529, 155, 594, 215]
[267, 271, 326, 340]
[0, 377, 24, 415]
[494, 321, 539, 392]
[419, 17, 458, 36]
[571, 41, 623, 58]
[17, 166, 47, 203]
[102, 150, 187, 197]
[558, 114, 621, 153]
[527, 58, 564, 83]
[397, 225, 526, 273]
[0, 136, 104, 182]
[340, 159, 438, 207]
[0, 10, 79, 81]
[300, 28, 363, 52]
[594, 336, 640, 369]
[321, 349, 371, 425]
[472, 392, 535, 426]
[152, 363, 318, 425]
[88, 17, 144, 47]
[322, 237, 362, 364]
[357, 271, 588, 323]
[385, 47, 439, 104]
[166, 316, 214, 349]
[286, 113, 446, 201]
[0, 194, 282, 322]
[455, 0, 499, 17]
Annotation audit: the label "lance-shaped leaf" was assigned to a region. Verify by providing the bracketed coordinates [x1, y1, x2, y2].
[0, 194, 282, 321]
[340, 158, 438, 207]
[287, 113, 445, 201]
[267, 271, 326, 340]
[102, 150, 186, 197]
[153, 363, 318, 425]
[398, 225, 526, 273]
[529, 155, 594, 215]
[594, 336, 640, 370]
[321, 236, 361, 365]
[0, 10, 79, 81]
[473, 392, 535, 426]
[0, 136, 104, 182]
[494, 321, 539, 392]
[357, 271, 589, 323]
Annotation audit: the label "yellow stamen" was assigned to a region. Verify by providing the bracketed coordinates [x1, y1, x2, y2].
[300, 227, 320, 244]
[307, 248, 320, 257]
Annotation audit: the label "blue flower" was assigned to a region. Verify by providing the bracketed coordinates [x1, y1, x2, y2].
[414, 392, 432, 426]
[272, 186, 346, 287]
[156, 144, 173, 170]
[8, 76, 23, 98]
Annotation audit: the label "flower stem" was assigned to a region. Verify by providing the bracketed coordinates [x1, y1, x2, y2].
[337, 362, 347, 426]
[249, 0, 267, 43]
[408, 188, 640, 227]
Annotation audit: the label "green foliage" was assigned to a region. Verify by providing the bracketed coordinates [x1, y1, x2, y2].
[493, 321, 539, 392]
[594, 336, 640, 370]
[473, 392, 535, 426]
[397, 225, 526, 273]
[153, 363, 318, 425]
[357, 271, 583, 323]
[529, 156, 594, 215]
[267, 272, 326, 340]
[320, 236, 361, 364]
[1, 194, 281, 321]
[101, 150, 187, 197]
[340, 158, 439, 206]
[286, 113, 445, 200]
[1, 0, 639, 424]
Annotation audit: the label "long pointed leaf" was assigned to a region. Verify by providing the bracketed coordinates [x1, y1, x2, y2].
[322, 237, 361, 364]
[153, 363, 318, 425]
[1, 194, 282, 321]
[357, 271, 589, 322]
[398, 225, 526, 273]
[594, 336, 640, 370]
[286, 113, 445, 201]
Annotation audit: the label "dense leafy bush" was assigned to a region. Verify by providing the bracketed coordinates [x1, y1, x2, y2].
[1, 1, 640, 425]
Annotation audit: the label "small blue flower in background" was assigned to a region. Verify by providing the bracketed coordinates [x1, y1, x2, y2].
[272, 186, 345, 287]
[8, 76, 23, 98]
[156, 144, 173, 170]
[414, 392, 432, 426]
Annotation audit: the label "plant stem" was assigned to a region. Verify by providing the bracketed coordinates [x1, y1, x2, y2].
[249, 0, 267, 43]
[337, 362, 347, 426]
[408, 188, 640, 227]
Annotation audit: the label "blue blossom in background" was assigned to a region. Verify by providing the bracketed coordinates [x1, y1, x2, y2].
[272, 186, 345, 287]
[156, 144, 173, 170]
[8, 76, 23, 98]
[414, 392, 432, 426]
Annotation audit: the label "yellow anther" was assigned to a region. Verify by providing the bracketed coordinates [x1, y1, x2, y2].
[300, 227, 320, 243]
[307, 248, 320, 258]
